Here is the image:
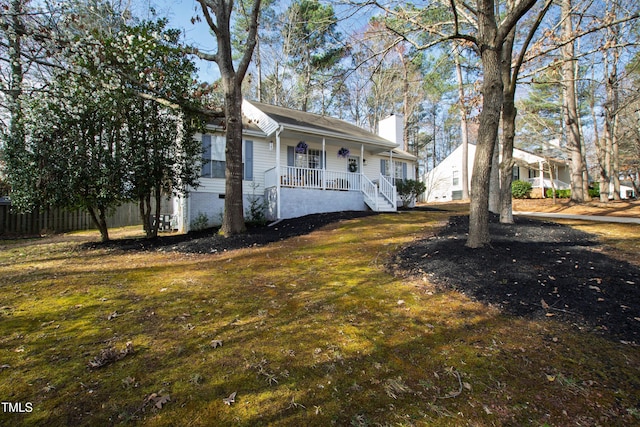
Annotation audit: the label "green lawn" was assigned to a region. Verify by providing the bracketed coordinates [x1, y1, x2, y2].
[1, 209, 638, 426]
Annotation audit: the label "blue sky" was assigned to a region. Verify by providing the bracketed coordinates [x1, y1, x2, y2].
[138, 0, 377, 83]
[143, 0, 222, 82]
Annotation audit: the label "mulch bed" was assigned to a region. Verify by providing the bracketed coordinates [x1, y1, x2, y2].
[390, 214, 640, 344]
[86, 211, 378, 253]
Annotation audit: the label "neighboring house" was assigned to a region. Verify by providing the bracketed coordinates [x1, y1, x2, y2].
[424, 143, 571, 202]
[609, 181, 636, 200]
[173, 100, 417, 232]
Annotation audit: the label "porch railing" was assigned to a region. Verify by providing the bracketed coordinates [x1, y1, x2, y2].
[276, 166, 361, 191]
[264, 167, 397, 211]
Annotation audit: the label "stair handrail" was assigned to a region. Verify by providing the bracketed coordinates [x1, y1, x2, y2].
[378, 174, 396, 207]
[361, 174, 379, 211]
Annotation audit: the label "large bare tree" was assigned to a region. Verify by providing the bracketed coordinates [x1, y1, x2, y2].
[560, 0, 591, 203]
[195, 0, 262, 236]
[377, 0, 539, 247]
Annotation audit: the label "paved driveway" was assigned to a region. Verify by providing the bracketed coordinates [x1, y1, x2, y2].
[514, 211, 640, 224]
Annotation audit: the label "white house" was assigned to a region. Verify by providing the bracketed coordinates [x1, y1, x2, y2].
[173, 101, 417, 232]
[424, 143, 571, 202]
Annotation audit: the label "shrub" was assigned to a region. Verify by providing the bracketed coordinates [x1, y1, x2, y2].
[546, 189, 571, 198]
[190, 212, 210, 231]
[245, 182, 268, 226]
[396, 179, 427, 207]
[589, 183, 600, 198]
[511, 180, 532, 199]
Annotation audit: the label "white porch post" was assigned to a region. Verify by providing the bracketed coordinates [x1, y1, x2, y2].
[276, 127, 282, 219]
[539, 160, 544, 198]
[360, 144, 364, 189]
[322, 138, 326, 190]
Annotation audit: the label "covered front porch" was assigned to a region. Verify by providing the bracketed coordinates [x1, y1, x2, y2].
[264, 165, 398, 221]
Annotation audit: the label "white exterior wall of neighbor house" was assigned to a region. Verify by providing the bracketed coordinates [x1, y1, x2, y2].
[425, 143, 572, 203]
[424, 144, 475, 202]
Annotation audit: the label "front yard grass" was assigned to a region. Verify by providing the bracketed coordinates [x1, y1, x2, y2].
[0, 209, 638, 426]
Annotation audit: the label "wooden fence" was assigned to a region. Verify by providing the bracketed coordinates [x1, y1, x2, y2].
[0, 202, 142, 236]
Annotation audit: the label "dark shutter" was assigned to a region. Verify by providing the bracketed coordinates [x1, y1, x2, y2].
[201, 134, 212, 177]
[244, 140, 253, 180]
[287, 146, 294, 167]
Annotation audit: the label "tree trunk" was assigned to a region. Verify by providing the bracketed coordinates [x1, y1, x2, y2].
[87, 206, 110, 242]
[561, 0, 587, 203]
[454, 45, 470, 201]
[499, 19, 517, 224]
[500, 97, 516, 223]
[591, 67, 609, 202]
[152, 184, 161, 238]
[139, 197, 148, 234]
[467, 38, 502, 248]
[5, 0, 26, 182]
[220, 78, 247, 236]
[196, 0, 260, 237]
[605, 31, 622, 201]
[489, 137, 501, 213]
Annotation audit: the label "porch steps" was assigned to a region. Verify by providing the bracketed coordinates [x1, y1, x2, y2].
[366, 195, 396, 212]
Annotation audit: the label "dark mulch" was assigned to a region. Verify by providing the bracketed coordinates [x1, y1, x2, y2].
[390, 214, 640, 344]
[85, 211, 378, 253]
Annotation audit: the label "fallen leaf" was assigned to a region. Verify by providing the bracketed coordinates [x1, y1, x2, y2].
[146, 392, 170, 409]
[223, 391, 237, 406]
[154, 394, 170, 409]
[540, 299, 549, 310]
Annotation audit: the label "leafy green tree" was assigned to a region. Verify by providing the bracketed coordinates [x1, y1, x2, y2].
[103, 20, 205, 238]
[3, 5, 204, 241]
[17, 71, 128, 241]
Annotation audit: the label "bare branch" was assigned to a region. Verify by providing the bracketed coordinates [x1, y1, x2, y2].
[497, 0, 540, 42]
[237, 0, 262, 83]
[508, 0, 554, 93]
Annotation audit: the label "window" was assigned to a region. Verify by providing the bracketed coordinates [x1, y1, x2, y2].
[512, 166, 520, 181]
[395, 162, 406, 180]
[308, 149, 322, 169]
[452, 170, 460, 186]
[380, 159, 390, 177]
[380, 159, 407, 180]
[288, 146, 323, 169]
[201, 134, 253, 180]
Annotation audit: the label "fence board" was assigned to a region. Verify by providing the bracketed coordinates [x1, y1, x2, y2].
[0, 202, 143, 236]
